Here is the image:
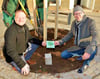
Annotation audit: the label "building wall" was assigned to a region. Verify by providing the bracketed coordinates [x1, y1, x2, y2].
[60, 0, 69, 10]
[95, 0, 100, 10]
[60, 0, 100, 10]
[0, 0, 100, 12]
[81, 0, 100, 10]
[74, 0, 77, 5]
[0, 0, 3, 12]
[81, 0, 91, 8]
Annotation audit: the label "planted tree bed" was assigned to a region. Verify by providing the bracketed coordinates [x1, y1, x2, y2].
[30, 28, 84, 74]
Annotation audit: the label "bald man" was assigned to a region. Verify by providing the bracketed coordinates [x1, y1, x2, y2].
[3, 10, 40, 75]
[2, 0, 30, 27]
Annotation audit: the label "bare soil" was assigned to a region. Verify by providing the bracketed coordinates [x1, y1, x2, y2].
[30, 28, 84, 74]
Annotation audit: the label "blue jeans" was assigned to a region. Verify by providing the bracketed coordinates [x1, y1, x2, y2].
[61, 47, 97, 67]
[10, 43, 39, 72]
[25, 43, 39, 60]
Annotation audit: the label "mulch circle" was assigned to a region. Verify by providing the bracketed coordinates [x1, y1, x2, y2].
[30, 28, 84, 74]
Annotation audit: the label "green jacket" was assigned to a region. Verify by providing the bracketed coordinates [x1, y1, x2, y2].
[2, 0, 30, 16]
[36, 0, 55, 8]
[3, 22, 31, 69]
[36, 0, 43, 8]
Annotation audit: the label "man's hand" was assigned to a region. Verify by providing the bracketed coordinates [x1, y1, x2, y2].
[82, 52, 91, 60]
[21, 64, 30, 75]
[42, 41, 46, 46]
[54, 41, 60, 46]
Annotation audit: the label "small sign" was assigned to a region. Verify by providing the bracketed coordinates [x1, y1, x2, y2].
[46, 41, 55, 48]
[45, 53, 52, 65]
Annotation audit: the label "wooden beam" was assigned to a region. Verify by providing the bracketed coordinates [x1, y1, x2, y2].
[54, 0, 59, 39]
[43, 0, 48, 41]
[68, 0, 74, 25]
[92, 0, 95, 10]
[33, 0, 38, 36]
[69, 0, 74, 10]
[33, 0, 38, 34]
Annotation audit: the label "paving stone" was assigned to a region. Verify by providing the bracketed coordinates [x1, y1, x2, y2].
[94, 56, 100, 62]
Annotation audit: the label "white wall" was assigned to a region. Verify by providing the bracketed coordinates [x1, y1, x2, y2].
[81, 0, 92, 8]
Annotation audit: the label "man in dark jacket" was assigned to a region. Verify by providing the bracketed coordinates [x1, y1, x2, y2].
[2, 0, 30, 27]
[43, 6, 98, 73]
[3, 10, 40, 75]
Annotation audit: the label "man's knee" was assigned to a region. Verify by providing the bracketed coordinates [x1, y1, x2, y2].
[61, 50, 73, 59]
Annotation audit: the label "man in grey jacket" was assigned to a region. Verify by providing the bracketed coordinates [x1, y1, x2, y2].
[54, 6, 98, 73]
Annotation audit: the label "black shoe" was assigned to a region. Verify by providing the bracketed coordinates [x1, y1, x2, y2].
[77, 68, 83, 73]
[77, 65, 89, 73]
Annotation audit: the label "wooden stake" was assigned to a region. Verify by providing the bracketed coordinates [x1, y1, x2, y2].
[68, 0, 74, 25]
[54, 0, 59, 39]
[33, 0, 38, 36]
[43, 0, 48, 41]
[92, 0, 95, 10]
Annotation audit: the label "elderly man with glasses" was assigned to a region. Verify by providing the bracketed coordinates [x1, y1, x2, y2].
[54, 6, 98, 73]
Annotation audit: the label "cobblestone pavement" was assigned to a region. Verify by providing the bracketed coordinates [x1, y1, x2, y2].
[0, 10, 100, 79]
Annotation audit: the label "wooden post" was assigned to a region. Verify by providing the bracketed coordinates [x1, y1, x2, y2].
[43, 0, 48, 41]
[92, 0, 95, 10]
[68, 0, 74, 25]
[33, 0, 38, 34]
[54, 0, 59, 39]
